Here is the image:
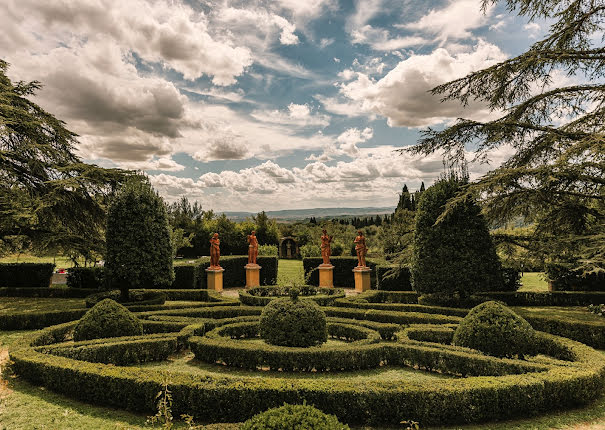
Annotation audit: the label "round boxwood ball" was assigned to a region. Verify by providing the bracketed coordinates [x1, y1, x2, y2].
[73, 298, 143, 341]
[453, 301, 536, 358]
[242, 404, 349, 430]
[260, 295, 328, 347]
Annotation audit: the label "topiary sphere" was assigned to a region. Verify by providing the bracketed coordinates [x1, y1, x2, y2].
[242, 404, 349, 430]
[260, 295, 328, 347]
[73, 299, 143, 341]
[453, 301, 537, 358]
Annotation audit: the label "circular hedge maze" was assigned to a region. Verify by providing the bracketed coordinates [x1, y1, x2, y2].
[9, 288, 605, 427]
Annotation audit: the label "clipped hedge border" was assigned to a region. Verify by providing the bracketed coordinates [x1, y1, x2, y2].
[334, 298, 467, 317]
[194, 256, 278, 289]
[473, 291, 605, 306]
[376, 266, 412, 291]
[11, 322, 605, 426]
[0, 309, 87, 330]
[66, 267, 106, 289]
[239, 286, 345, 306]
[520, 313, 605, 350]
[0, 287, 93, 298]
[0, 263, 55, 288]
[190, 321, 382, 372]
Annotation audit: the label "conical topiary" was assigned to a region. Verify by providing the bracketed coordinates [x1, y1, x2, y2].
[73, 298, 143, 341]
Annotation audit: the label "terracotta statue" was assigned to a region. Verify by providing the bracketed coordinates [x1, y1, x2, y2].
[209, 233, 221, 269]
[354, 230, 367, 267]
[248, 230, 258, 265]
[320, 229, 333, 265]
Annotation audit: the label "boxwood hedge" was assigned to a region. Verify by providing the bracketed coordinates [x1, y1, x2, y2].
[0, 263, 55, 288]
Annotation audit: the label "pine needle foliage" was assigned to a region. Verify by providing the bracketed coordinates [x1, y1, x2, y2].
[405, 0, 605, 275]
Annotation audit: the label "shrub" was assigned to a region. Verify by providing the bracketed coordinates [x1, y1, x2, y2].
[73, 299, 143, 341]
[411, 177, 504, 298]
[471, 291, 605, 306]
[546, 263, 605, 291]
[105, 178, 174, 298]
[260, 295, 327, 347]
[0, 263, 55, 288]
[258, 244, 278, 256]
[172, 265, 196, 289]
[453, 301, 536, 358]
[588, 304, 604, 317]
[376, 266, 412, 291]
[300, 244, 321, 258]
[242, 404, 350, 430]
[501, 267, 522, 292]
[67, 267, 105, 289]
[331, 242, 344, 256]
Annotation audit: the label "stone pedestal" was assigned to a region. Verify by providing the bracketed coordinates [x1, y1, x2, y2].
[318, 264, 334, 288]
[245, 264, 261, 288]
[353, 266, 371, 293]
[206, 268, 224, 292]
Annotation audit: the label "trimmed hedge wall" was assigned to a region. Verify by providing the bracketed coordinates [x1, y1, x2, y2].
[473, 291, 605, 306]
[303, 257, 378, 288]
[376, 266, 413, 291]
[0, 309, 87, 330]
[547, 264, 605, 291]
[0, 287, 93, 298]
[0, 263, 55, 288]
[194, 256, 278, 288]
[12, 323, 605, 426]
[520, 313, 605, 350]
[67, 267, 105, 289]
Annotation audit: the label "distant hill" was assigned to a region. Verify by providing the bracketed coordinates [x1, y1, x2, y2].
[223, 207, 395, 221]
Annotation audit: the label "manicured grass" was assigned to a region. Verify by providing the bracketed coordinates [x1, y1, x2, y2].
[0, 297, 86, 314]
[518, 272, 549, 292]
[276, 259, 305, 286]
[0, 254, 81, 268]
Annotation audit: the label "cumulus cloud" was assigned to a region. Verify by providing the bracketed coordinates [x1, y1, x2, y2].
[251, 103, 330, 127]
[306, 127, 373, 161]
[324, 41, 507, 127]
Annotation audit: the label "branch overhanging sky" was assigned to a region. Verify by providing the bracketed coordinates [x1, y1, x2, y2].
[0, 0, 549, 211]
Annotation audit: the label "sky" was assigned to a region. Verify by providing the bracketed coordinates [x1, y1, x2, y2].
[0, 0, 549, 212]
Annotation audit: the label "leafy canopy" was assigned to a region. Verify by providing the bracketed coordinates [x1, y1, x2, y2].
[406, 0, 605, 275]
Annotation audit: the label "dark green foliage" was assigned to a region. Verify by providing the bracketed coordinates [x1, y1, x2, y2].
[376, 266, 412, 290]
[194, 256, 278, 288]
[66, 267, 105, 289]
[239, 286, 345, 306]
[73, 299, 143, 341]
[546, 263, 605, 291]
[172, 265, 197, 289]
[453, 301, 536, 358]
[84, 289, 166, 308]
[0, 309, 86, 330]
[303, 257, 378, 288]
[521, 312, 605, 350]
[105, 178, 174, 297]
[411, 177, 504, 297]
[501, 267, 522, 292]
[242, 404, 350, 430]
[260, 297, 327, 347]
[588, 304, 604, 317]
[0, 287, 92, 298]
[472, 291, 605, 306]
[0, 263, 54, 288]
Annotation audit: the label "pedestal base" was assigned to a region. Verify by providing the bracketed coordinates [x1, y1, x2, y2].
[353, 266, 371, 293]
[245, 264, 262, 288]
[318, 264, 334, 288]
[206, 268, 224, 292]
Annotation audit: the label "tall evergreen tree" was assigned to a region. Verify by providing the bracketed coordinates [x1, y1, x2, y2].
[406, 0, 604, 274]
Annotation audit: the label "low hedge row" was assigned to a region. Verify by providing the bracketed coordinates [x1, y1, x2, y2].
[303, 257, 379, 288]
[0, 287, 93, 298]
[66, 267, 105, 289]
[140, 289, 237, 303]
[191, 321, 383, 372]
[323, 307, 461, 325]
[520, 313, 605, 350]
[375, 266, 412, 291]
[239, 286, 345, 306]
[0, 263, 55, 288]
[85, 290, 167, 308]
[41, 334, 179, 366]
[10, 323, 605, 426]
[333, 299, 468, 317]
[547, 264, 605, 291]
[473, 291, 605, 306]
[0, 309, 86, 330]
[358, 290, 420, 304]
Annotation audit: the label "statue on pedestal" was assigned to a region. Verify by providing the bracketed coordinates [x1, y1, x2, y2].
[320, 229, 333, 266]
[248, 230, 258, 265]
[354, 230, 367, 267]
[209, 233, 221, 269]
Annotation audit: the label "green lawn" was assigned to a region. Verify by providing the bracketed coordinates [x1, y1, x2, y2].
[276, 259, 305, 286]
[519, 272, 549, 292]
[0, 254, 81, 268]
